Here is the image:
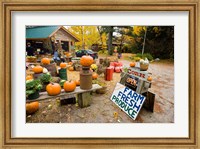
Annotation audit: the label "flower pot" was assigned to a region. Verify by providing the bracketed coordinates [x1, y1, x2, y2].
[96, 86, 107, 94]
[140, 63, 149, 71]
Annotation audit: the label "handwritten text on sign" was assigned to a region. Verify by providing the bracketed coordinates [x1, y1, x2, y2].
[110, 83, 146, 120]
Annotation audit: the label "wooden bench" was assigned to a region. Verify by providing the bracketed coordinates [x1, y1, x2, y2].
[26, 84, 102, 108]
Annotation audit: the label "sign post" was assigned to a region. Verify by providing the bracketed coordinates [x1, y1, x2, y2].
[110, 83, 146, 120]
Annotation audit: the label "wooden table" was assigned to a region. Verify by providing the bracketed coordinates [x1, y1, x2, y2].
[26, 84, 102, 108]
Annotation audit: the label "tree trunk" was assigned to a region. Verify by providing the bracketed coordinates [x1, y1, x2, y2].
[108, 26, 113, 55]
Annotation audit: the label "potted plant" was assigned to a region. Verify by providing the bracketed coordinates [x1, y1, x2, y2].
[73, 60, 81, 71]
[90, 64, 98, 72]
[96, 80, 107, 94]
[26, 79, 42, 100]
[38, 72, 52, 91]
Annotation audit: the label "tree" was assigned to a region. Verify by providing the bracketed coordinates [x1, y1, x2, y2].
[99, 26, 133, 55]
[99, 26, 115, 55]
[113, 26, 133, 53]
[132, 26, 174, 59]
[68, 26, 100, 50]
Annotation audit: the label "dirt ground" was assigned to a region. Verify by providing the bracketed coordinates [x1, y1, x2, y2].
[26, 54, 174, 123]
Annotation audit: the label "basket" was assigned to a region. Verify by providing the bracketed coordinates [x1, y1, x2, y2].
[140, 63, 149, 71]
[26, 57, 37, 63]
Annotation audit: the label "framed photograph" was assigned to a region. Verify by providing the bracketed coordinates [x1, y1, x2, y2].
[1, 0, 199, 148]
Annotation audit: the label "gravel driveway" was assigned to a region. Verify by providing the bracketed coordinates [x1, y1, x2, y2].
[27, 55, 174, 123]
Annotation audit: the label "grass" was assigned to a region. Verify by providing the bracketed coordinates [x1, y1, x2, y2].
[99, 53, 136, 61]
[122, 53, 136, 61]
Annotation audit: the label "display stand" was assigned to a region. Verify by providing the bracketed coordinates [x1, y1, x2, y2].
[26, 84, 102, 108]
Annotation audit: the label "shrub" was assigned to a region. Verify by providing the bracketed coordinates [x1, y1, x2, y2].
[133, 57, 141, 62]
[135, 53, 154, 61]
[98, 50, 108, 55]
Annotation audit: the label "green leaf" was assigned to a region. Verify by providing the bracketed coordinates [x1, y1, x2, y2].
[59, 80, 66, 87]
[26, 90, 35, 96]
[39, 73, 52, 83]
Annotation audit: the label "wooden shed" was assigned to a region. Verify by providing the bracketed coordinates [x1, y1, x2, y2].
[26, 26, 79, 55]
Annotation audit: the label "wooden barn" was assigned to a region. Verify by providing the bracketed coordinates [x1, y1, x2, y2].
[26, 26, 79, 55]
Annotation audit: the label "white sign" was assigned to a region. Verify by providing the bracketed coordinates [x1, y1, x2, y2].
[110, 83, 146, 120]
[128, 67, 148, 79]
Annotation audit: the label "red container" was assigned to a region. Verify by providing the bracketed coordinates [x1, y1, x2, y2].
[105, 67, 114, 81]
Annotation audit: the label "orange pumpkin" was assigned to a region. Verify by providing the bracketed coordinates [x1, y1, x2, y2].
[26, 75, 33, 80]
[46, 83, 61, 96]
[147, 76, 152, 81]
[26, 101, 39, 115]
[68, 62, 73, 65]
[63, 80, 76, 92]
[68, 66, 74, 71]
[32, 66, 43, 74]
[41, 58, 50, 65]
[75, 80, 80, 86]
[130, 62, 136, 67]
[80, 55, 94, 67]
[65, 52, 71, 57]
[60, 62, 67, 68]
[92, 72, 98, 80]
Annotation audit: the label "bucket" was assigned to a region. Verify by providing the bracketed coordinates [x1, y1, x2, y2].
[80, 66, 92, 90]
[59, 68, 67, 80]
[105, 67, 114, 81]
[41, 63, 57, 77]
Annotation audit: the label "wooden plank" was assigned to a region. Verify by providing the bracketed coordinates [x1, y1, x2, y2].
[78, 92, 91, 108]
[26, 84, 102, 103]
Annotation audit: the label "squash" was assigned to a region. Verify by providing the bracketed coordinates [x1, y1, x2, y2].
[42, 68, 48, 73]
[75, 80, 80, 86]
[32, 66, 43, 74]
[26, 75, 33, 80]
[46, 83, 61, 96]
[130, 62, 136, 67]
[63, 80, 76, 92]
[68, 66, 74, 71]
[41, 58, 50, 65]
[147, 76, 152, 81]
[80, 55, 94, 67]
[65, 52, 71, 57]
[60, 62, 67, 69]
[26, 101, 39, 115]
[92, 72, 98, 80]
[68, 62, 73, 65]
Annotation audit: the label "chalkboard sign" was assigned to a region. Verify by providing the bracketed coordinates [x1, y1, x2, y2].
[110, 83, 146, 120]
[125, 75, 139, 91]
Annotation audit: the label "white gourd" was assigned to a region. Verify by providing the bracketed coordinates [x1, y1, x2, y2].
[43, 68, 48, 73]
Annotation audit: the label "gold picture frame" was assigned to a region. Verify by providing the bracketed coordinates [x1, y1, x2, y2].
[0, 0, 199, 148]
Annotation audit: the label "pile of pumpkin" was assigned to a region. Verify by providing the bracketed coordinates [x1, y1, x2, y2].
[26, 58, 78, 115]
[26, 56, 98, 115]
[59, 61, 74, 71]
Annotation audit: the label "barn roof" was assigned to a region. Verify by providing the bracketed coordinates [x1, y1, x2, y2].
[26, 26, 79, 41]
